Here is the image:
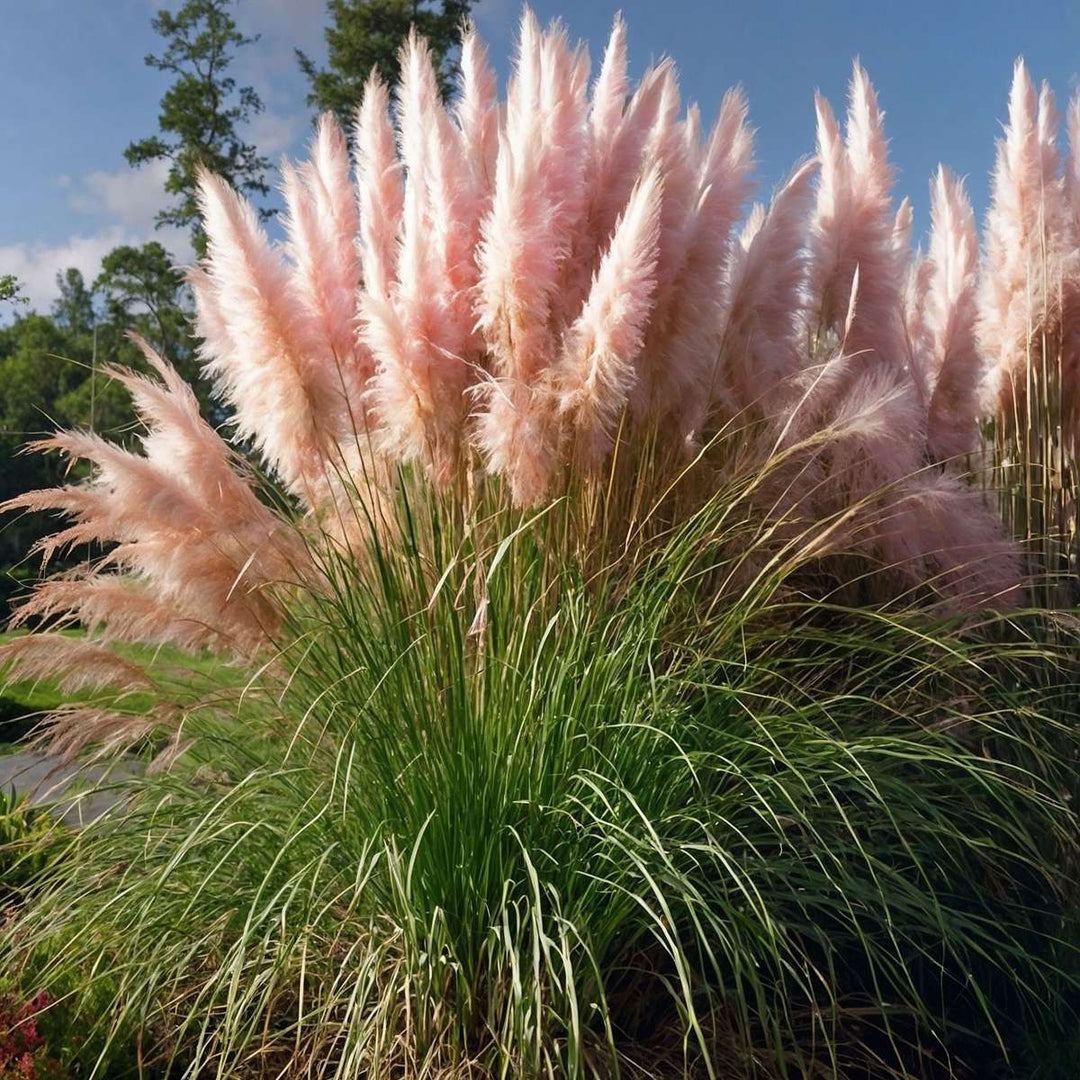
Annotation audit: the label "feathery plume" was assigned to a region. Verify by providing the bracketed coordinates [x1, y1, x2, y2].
[196, 170, 347, 501]
[284, 117, 366, 384]
[644, 86, 755, 438]
[978, 59, 1067, 417]
[717, 158, 818, 420]
[0, 634, 153, 695]
[4, 14, 1037, 676]
[810, 64, 909, 379]
[925, 168, 981, 461]
[557, 167, 663, 465]
[456, 23, 499, 195]
[354, 72, 404, 302]
[477, 10, 590, 384]
[3, 341, 304, 654]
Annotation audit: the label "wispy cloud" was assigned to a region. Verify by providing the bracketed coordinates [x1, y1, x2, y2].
[251, 109, 306, 159]
[2, 217, 193, 313]
[68, 159, 173, 232]
[2, 228, 133, 311]
[5, 0, 319, 315]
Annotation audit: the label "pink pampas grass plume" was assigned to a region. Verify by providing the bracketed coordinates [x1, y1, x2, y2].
[925, 167, 981, 461]
[1061, 93, 1080, 432]
[474, 381, 560, 506]
[717, 158, 817, 419]
[589, 14, 629, 157]
[561, 54, 676, 331]
[310, 112, 360, 273]
[978, 59, 1069, 419]
[282, 116, 367, 388]
[186, 263, 234, 368]
[195, 169, 347, 503]
[354, 72, 404, 302]
[1066, 92, 1080, 215]
[3, 340, 304, 655]
[798, 62, 926, 531]
[556, 166, 663, 465]
[877, 472, 1023, 612]
[892, 197, 913, 255]
[643, 85, 754, 438]
[809, 64, 910, 386]
[593, 58, 673, 250]
[456, 23, 499, 196]
[473, 11, 597, 499]
[476, 9, 589, 384]
[0, 634, 152, 695]
[361, 33, 479, 480]
[901, 250, 933, 395]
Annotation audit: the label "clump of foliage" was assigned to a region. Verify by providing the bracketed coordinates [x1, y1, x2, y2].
[0, 990, 57, 1080]
[3, 468, 1079, 1078]
[126, 0, 270, 255]
[0, 789, 59, 902]
[299, 0, 475, 129]
[0, 276, 26, 309]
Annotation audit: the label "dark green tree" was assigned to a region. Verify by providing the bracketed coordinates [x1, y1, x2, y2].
[94, 242, 218, 413]
[0, 313, 84, 548]
[125, 0, 271, 256]
[46, 270, 147, 440]
[95, 243, 191, 365]
[51, 268, 96, 337]
[0, 275, 26, 307]
[0, 308, 99, 610]
[298, 0, 474, 130]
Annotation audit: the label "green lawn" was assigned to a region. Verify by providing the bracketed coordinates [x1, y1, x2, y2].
[0, 631, 221, 754]
[0, 631, 71, 752]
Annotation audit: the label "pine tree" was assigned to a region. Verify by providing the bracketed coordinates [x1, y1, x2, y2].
[126, 0, 270, 256]
[299, 0, 474, 130]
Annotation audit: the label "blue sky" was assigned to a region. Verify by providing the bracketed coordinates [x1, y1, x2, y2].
[2, 0, 1078, 311]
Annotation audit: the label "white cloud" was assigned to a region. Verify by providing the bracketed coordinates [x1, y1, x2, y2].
[2, 2, 313, 318]
[1, 223, 194, 312]
[239, 0, 326, 64]
[250, 109, 305, 159]
[0, 161, 196, 312]
[68, 159, 173, 232]
[1, 228, 134, 311]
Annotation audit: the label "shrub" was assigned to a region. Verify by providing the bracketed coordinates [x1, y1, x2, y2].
[0, 789, 60, 905]
[1, 469, 1078, 1078]
[0, 9, 1078, 1079]
[0, 990, 56, 1080]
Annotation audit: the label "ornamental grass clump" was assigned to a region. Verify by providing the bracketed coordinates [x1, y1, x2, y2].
[0, 12, 1041, 645]
[978, 59, 1080, 604]
[5, 472, 1080, 1080]
[1, 9, 1079, 1079]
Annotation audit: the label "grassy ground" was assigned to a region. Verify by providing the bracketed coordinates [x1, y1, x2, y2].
[0, 631, 71, 752]
[0, 631, 222, 754]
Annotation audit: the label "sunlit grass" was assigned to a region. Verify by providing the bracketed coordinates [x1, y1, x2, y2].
[3, 464, 1077, 1079]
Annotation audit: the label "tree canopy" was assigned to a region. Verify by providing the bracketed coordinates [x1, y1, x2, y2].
[0, 275, 26, 308]
[125, 0, 271, 256]
[299, 0, 474, 130]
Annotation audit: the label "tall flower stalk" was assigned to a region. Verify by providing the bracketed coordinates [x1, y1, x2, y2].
[978, 59, 1080, 606]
